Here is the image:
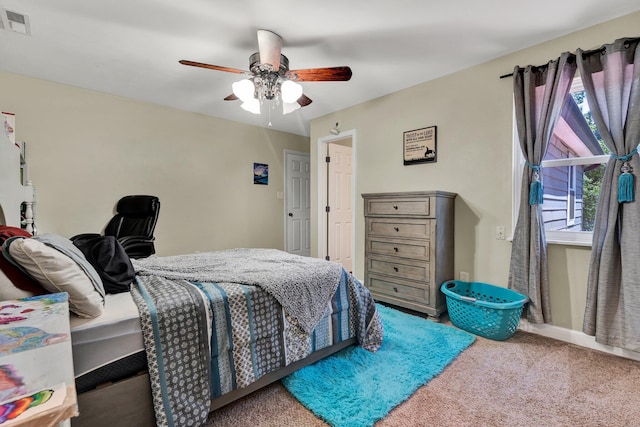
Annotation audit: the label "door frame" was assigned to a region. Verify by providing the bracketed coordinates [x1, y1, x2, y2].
[284, 149, 311, 255]
[316, 129, 357, 265]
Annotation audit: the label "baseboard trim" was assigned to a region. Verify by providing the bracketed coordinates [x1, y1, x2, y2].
[518, 320, 640, 362]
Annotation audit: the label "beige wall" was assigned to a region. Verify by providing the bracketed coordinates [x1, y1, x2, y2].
[0, 72, 309, 255]
[310, 12, 640, 332]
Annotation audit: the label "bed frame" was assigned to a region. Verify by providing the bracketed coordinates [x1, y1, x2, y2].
[72, 337, 356, 427]
[0, 127, 35, 230]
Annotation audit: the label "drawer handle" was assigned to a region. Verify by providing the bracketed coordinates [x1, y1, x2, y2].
[393, 205, 398, 210]
[393, 287, 398, 292]
[393, 247, 398, 252]
[394, 227, 399, 232]
[393, 266, 399, 272]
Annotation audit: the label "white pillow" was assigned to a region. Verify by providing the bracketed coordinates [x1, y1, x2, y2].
[7, 238, 104, 318]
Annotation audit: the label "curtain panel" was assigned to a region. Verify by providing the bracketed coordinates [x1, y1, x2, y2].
[579, 37, 640, 351]
[508, 52, 577, 323]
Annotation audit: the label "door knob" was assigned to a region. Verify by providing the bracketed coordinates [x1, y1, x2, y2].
[288, 213, 293, 217]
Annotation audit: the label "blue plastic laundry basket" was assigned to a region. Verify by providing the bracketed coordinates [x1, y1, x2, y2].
[441, 280, 529, 341]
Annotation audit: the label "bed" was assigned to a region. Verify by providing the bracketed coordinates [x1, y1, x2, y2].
[0, 131, 383, 426]
[1, 234, 382, 427]
[70, 248, 382, 427]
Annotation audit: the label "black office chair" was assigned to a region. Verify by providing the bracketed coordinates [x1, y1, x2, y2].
[72, 195, 160, 259]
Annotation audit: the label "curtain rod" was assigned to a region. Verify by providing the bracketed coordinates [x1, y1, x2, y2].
[498, 36, 640, 80]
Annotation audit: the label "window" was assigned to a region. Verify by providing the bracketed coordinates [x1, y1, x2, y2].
[567, 161, 576, 226]
[513, 77, 609, 246]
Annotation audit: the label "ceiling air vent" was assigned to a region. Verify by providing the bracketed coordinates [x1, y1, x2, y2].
[1, 9, 31, 35]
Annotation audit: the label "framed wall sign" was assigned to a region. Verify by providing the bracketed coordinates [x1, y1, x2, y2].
[403, 126, 437, 165]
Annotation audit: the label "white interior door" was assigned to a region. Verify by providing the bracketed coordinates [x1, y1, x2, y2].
[285, 151, 311, 256]
[327, 142, 353, 272]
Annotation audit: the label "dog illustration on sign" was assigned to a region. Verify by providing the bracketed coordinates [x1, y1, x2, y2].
[424, 147, 436, 160]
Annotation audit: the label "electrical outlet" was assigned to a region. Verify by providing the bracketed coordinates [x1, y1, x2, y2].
[496, 226, 506, 240]
[459, 271, 470, 282]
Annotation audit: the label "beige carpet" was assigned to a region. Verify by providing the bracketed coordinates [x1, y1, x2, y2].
[206, 329, 640, 427]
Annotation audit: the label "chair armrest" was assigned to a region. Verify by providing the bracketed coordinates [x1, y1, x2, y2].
[117, 235, 155, 246]
[70, 233, 101, 242]
[117, 236, 156, 259]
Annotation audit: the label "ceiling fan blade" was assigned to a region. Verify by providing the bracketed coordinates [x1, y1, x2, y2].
[179, 60, 248, 74]
[297, 94, 312, 107]
[224, 93, 239, 101]
[286, 66, 352, 82]
[257, 29, 282, 70]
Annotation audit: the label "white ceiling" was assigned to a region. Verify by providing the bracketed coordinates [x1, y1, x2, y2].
[1, 1, 639, 137]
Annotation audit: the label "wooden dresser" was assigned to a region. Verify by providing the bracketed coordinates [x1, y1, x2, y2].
[362, 191, 456, 319]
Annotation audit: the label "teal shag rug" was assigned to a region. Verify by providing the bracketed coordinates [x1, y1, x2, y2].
[282, 304, 475, 427]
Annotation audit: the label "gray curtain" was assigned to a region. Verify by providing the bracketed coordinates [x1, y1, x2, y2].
[579, 37, 640, 351]
[508, 52, 577, 323]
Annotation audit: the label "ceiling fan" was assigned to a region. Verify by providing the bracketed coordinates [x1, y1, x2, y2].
[179, 29, 352, 115]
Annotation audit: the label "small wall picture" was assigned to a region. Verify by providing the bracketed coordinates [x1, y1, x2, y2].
[403, 126, 437, 165]
[2, 112, 16, 146]
[253, 163, 268, 185]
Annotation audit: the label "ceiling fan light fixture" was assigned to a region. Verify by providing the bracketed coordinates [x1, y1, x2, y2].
[280, 80, 303, 104]
[232, 79, 255, 102]
[282, 101, 301, 115]
[241, 98, 261, 114]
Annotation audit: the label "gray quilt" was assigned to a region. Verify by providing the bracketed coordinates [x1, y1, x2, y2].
[130, 258, 384, 427]
[132, 248, 342, 333]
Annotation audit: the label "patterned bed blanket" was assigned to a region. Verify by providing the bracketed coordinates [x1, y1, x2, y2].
[132, 248, 343, 334]
[130, 252, 383, 427]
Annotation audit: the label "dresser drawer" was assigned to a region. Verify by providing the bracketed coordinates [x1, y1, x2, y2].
[366, 217, 432, 240]
[367, 255, 430, 283]
[365, 197, 431, 217]
[367, 237, 431, 261]
[367, 275, 430, 305]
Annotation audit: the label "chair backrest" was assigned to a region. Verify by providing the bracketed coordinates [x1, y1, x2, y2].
[104, 195, 160, 239]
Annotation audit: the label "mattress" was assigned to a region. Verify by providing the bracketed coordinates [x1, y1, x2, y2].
[70, 292, 144, 379]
